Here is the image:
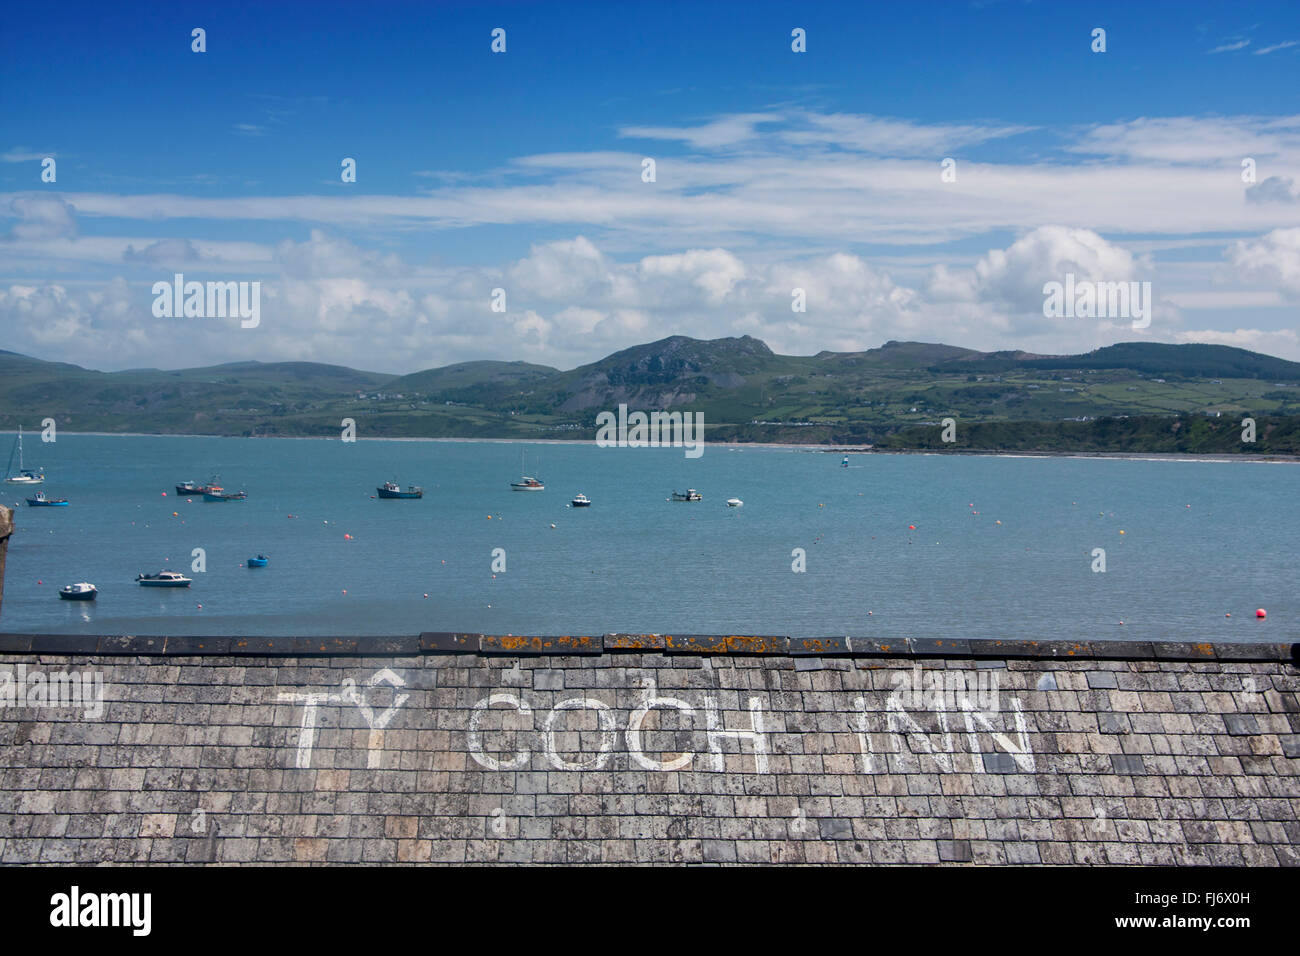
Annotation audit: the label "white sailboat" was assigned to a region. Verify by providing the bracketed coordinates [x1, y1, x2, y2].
[4, 425, 44, 485]
[510, 448, 544, 490]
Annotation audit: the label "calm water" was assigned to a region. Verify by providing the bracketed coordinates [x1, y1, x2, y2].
[1, 434, 1294, 642]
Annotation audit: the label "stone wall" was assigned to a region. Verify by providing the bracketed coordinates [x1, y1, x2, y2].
[0, 634, 1297, 865]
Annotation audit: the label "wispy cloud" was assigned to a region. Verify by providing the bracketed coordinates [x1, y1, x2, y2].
[1208, 39, 1250, 53]
[1254, 40, 1298, 55]
[232, 124, 266, 137]
[1, 147, 55, 163]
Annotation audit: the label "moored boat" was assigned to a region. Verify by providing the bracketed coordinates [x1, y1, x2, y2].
[247, 554, 269, 567]
[377, 481, 423, 499]
[58, 582, 97, 601]
[570, 493, 591, 507]
[136, 570, 192, 587]
[26, 492, 69, 506]
[4, 426, 43, 485]
[726, 498, 743, 507]
[203, 489, 247, 501]
[177, 476, 222, 495]
[670, 489, 702, 501]
[510, 476, 544, 491]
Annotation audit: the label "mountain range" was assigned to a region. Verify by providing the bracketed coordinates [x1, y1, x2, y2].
[3, 337, 1300, 450]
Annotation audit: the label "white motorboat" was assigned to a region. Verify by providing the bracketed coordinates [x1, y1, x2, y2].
[136, 570, 192, 588]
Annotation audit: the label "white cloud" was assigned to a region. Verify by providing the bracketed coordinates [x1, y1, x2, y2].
[6, 195, 77, 241]
[1, 148, 55, 163]
[1228, 227, 1300, 295]
[1071, 115, 1300, 163]
[1254, 40, 1299, 55]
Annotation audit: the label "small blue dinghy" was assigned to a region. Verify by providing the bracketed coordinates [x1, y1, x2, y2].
[247, 554, 269, 567]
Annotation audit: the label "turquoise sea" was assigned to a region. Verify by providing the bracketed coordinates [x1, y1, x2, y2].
[0, 434, 1294, 642]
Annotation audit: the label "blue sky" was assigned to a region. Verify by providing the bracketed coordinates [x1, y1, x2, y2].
[2, 0, 1299, 372]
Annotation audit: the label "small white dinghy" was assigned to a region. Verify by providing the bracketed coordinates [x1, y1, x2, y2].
[726, 498, 743, 507]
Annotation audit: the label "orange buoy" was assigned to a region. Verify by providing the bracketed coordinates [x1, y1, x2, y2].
[1225, 613, 1231, 618]
[1256, 608, 1267, 619]
[908, 525, 916, 530]
[344, 533, 352, 540]
[1119, 530, 1126, 535]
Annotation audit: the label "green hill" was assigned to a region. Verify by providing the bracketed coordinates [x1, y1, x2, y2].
[2, 337, 1299, 450]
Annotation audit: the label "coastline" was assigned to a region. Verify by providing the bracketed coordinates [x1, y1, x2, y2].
[7, 429, 1299, 463]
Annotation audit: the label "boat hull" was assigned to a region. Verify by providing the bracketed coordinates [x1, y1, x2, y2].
[247, 558, 268, 567]
[510, 484, 544, 491]
[137, 580, 191, 588]
[59, 590, 96, 601]
[203, 492, 246, 501]
[26, 498, 68, 506]
[376, 488, 422, 499]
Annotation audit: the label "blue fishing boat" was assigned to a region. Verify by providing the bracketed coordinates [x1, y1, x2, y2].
[26, 491, 69, 506]
[377, 481, 422, 499]
[247, 554, 269, 567]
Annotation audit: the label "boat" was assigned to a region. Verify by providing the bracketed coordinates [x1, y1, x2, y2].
[203, 489, 247, 501]
[136, 571, 192, 588]
[726, 498, 743, 507]
[377, 481, 423, 499]
[841, 456, 849, 468]
[175, 480, 214, 495]
[570, 493, 591, 507]
[670, 489, 702, 502]
[510, 449, 544, 490]
[25, 492, 69, 506]
[247, 554, 269, 567]
[4, 426, 43, 485]
[58, 582, 97, 601]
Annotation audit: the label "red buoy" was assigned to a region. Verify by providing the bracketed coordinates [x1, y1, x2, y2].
[1256, 608, 1267, 619]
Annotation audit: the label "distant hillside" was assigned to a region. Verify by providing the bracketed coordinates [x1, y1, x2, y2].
[816, 340, 980, 368]
[529, 335, 789, 413]
[387, 360, 557, 401]
[3, 336, 1300, 447]
[937, 342, 1300, 380]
